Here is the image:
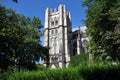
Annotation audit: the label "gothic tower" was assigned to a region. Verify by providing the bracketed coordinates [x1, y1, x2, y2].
[44, 5, 72, 68]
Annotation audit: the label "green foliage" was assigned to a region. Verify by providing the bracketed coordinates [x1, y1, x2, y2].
[1, 62, 120, 80]
[83, 0, 120, 61]
[69, 53, 89, 67]
[0, 4, 47, 72]
[36, 64, 48, 71]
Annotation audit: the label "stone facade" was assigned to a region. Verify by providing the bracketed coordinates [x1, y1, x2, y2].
[44, 5, 89, 68]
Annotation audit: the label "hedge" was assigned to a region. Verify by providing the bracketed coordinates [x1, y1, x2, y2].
[1, 62, 120, 80]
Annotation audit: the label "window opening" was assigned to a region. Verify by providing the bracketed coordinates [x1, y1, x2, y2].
[51, 30, 54, 34]
[55, 20, 58, 25]
[55, 29, 58, 34]
[51, 21, 54, 26]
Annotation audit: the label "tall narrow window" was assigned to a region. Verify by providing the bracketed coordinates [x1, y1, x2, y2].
[55, 29, 58, 34]
[54, 38, 59, 54]
[56, 38, 59, 53]
[51, 30, 54, 34]
[51, 21, 54, 26]
[55, 20, 58, 25]
[53, 38, 56, 53]
[51, 38, 54, 54]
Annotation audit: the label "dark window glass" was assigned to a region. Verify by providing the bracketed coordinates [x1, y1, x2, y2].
[55, 20, 58, 25]
[55, 29, 58, 33]
[51, 21, 54, 26]
[51, 30, 54, 34]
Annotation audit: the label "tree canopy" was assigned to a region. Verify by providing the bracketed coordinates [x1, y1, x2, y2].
[0, 4, 47, 72]
[83, 0, 120, 61]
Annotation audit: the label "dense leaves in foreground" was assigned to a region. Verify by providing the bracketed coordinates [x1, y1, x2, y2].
[83, 0, 120, 61]
[0, 62, 120, 80]
[69, 53, 89, 67]
[0, 4, 47, 72]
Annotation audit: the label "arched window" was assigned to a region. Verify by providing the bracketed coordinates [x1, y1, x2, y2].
[55, 29, 58, 34]
[51, 38, 54, 54]
[55, 20, 58, 25]
[54, 38, 57, 53]
[51, 30, 54, 34]
[51, 21, 54, 26]
[54, 37, 59, 54]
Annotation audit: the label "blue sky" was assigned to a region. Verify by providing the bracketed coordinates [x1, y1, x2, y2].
[1, 0, 87, 45]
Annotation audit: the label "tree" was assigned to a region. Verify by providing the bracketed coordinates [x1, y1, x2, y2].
[0, 5, 46, 72]
[83, 0, 120, 61]
[69, 53, 89, 67]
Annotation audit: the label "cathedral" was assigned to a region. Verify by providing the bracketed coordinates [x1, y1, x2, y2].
[44, 4, 89, 68]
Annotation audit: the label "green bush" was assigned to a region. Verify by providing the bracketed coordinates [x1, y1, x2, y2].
[36, 64, 48, 71]
[1, 62, 120, 80]
[69, 53, 89, 67]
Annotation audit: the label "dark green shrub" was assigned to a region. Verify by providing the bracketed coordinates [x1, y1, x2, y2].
[79, 62, 120, 80]
[26, 62, 37, 71]
[69, 53, 89, 67]
[36, 64, 47, 71]
[1, 62, 120, 80]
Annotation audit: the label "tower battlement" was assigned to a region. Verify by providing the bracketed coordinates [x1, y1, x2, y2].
[44, 5, 71, 29]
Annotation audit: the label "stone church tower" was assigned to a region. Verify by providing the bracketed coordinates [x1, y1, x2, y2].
[44, 5, 72, 68]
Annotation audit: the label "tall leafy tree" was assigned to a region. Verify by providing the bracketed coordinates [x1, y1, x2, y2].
[83, 0, 120, 61]
[0, 4, 46, 71]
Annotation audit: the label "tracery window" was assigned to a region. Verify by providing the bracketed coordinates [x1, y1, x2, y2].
[54, 37, 59, 54]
